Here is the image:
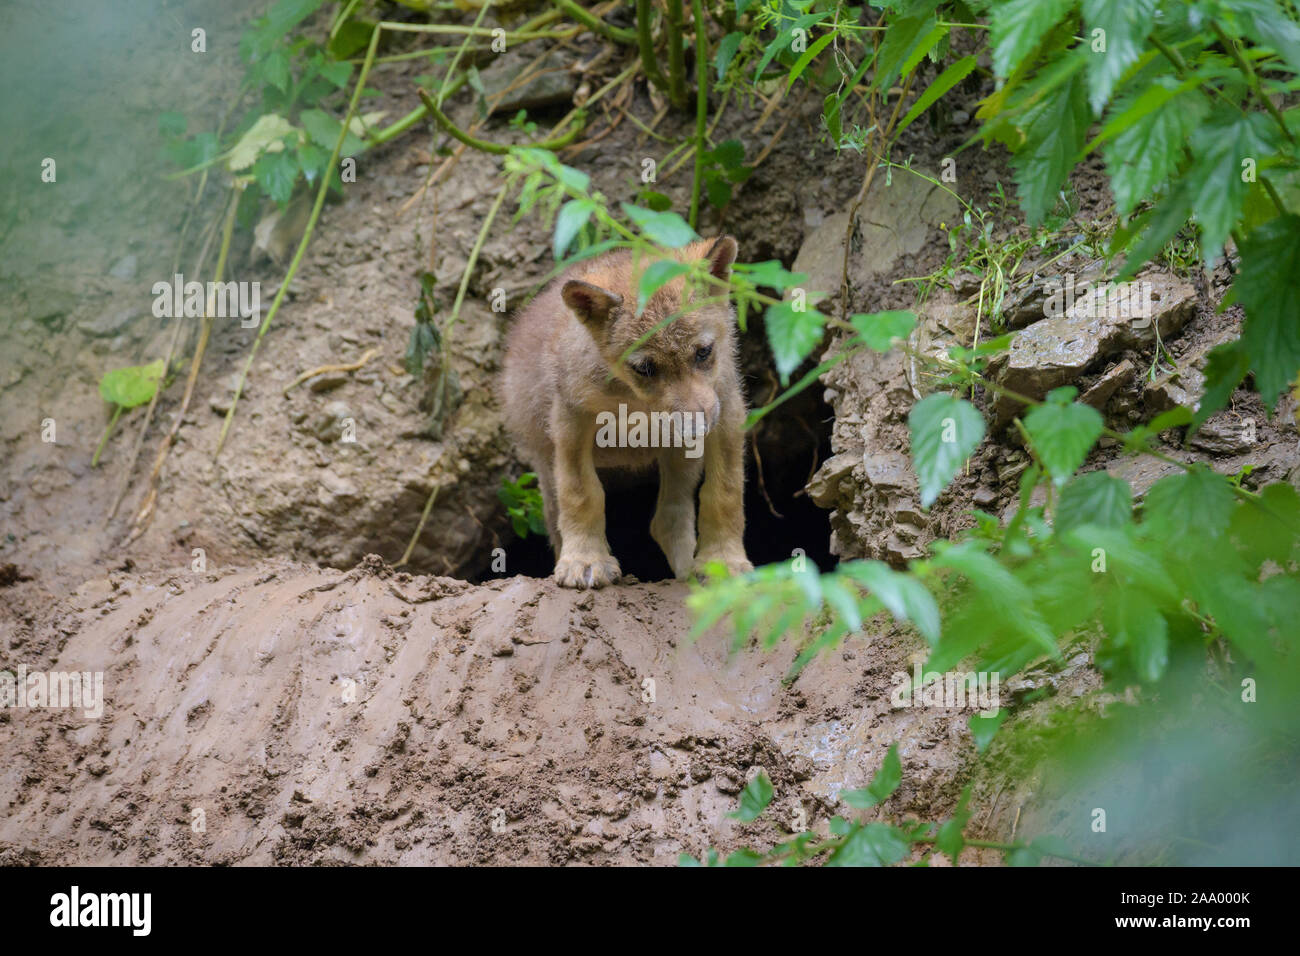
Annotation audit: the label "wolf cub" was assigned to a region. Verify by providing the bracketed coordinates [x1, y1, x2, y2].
[501, 237, 753, 589]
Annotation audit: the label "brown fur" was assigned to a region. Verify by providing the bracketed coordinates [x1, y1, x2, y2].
[500, 237, 753, 588]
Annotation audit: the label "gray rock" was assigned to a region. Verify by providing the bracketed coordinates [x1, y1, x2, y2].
[81, 306, 141, 338]
[1189, 418, 1256, 456]
[994, 271, 1196, 423]
[1080, 358, 1135, 411]
[314, 401, 354, 443]
[479, 50, 576, 115]
[807, 451, 859, 508]
[308, 371, 350, 393]
[109, 253, 138, 280]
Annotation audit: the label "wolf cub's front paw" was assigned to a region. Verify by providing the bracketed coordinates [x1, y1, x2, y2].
[692, 550, 754, 579]
[554, 552, 622, 589]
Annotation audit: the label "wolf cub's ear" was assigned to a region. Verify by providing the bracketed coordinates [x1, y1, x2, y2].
[703, 235, 739, 281]
[562, 280, 623, 332]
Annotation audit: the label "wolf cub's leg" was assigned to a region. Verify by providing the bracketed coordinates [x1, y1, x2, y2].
[551, 414, 621, 588]
[534, 460, 562, 554]
[651, 449, 704, 579]
[694, 417, 753, 577]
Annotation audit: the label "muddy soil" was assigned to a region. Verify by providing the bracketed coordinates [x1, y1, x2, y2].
[0, 559, 996, 865]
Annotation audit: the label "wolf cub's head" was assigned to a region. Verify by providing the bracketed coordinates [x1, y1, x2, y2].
[561, 236, 739, 432]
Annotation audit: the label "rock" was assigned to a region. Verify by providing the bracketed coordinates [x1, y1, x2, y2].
[314, 401, 354, 443]
[209, 373, 242, 415]
[81, 306, 141, 338]
[998, 259, 1106, 330]
[993, 271, 1196, 423]
[1143, 330, 1239, 415]
[308, 371, 350, 393]
[862, 452, 913, 492]
[1080, 358, 1135, 411]
[479, 50, 576, 115]
[791, 170, 959, 299]
[1189, 417, 1257, 456]
[807, 451, 859, 508]
[108, 253, 138, 280]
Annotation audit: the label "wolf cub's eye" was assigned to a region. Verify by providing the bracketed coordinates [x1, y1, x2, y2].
[631, 358, 657, 378]
[695, 344, 714, 364]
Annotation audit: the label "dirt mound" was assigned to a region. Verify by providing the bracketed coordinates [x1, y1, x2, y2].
[0, 558, 986, 865]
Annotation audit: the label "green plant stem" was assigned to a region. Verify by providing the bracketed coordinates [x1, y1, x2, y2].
[398, 178, 513, 567]
[636, 0, 669, 93]
[92, 406, 123, 468]
[417, 88, 584, 154]
[550, 0, 637, 44]
[665, 0, 688, 108]
[216, 25, 382, 458]
[688, 0, 709, 230]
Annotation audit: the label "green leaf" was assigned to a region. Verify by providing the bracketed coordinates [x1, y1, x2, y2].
[158, 111, 187, 138]
[1055, 471, 1132, 533]
[734, 260, 807, 292]
[896, 55, 978, 136]
[252, 147, 298, 205]
[764, 301, 826, 383]
[1229, 482, 1300, 569]
[260, 47, 291, 93]
[1012, 65, 1090, 225]
[908, 394, 985, 507]
[1236, 0, 1300, 77]
[850, 310, 917, 351]
[716, 31, 745, 81]
[841, 744, 902, 809]
[1022, 387, 1104, 485]
[620, 203, 697, 247]
[969, 709, 1007, 753]
[824, 91, 842, 144]
[728, 771, 774, 822]
[875, 0, 942, 91]
[553, 199, 595, 261]
[299, 108, 364, 156]
[296, 142, 330, 184]
[840, 561, 941, 645]
[1191, 340, 1251, 431]
[990, 0, 1074, 77]
[1235, 215, 1300, 407]
[1104, 590, 1169, 682]
[637, 260, 691, 315]
[318, 58, 354, 89]
[786, 31, 835, 90]
[827, 822, 910, 866]
[1081, 0, 1156, 115]
[1126, 600, 1168, 682]
[1141, 466, 1236, 544]
[722, 848, 764, 867]
[1101, 79, 1205, 216]
[99, 359, 166, 409]
[1186, 110, 1280, 268]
